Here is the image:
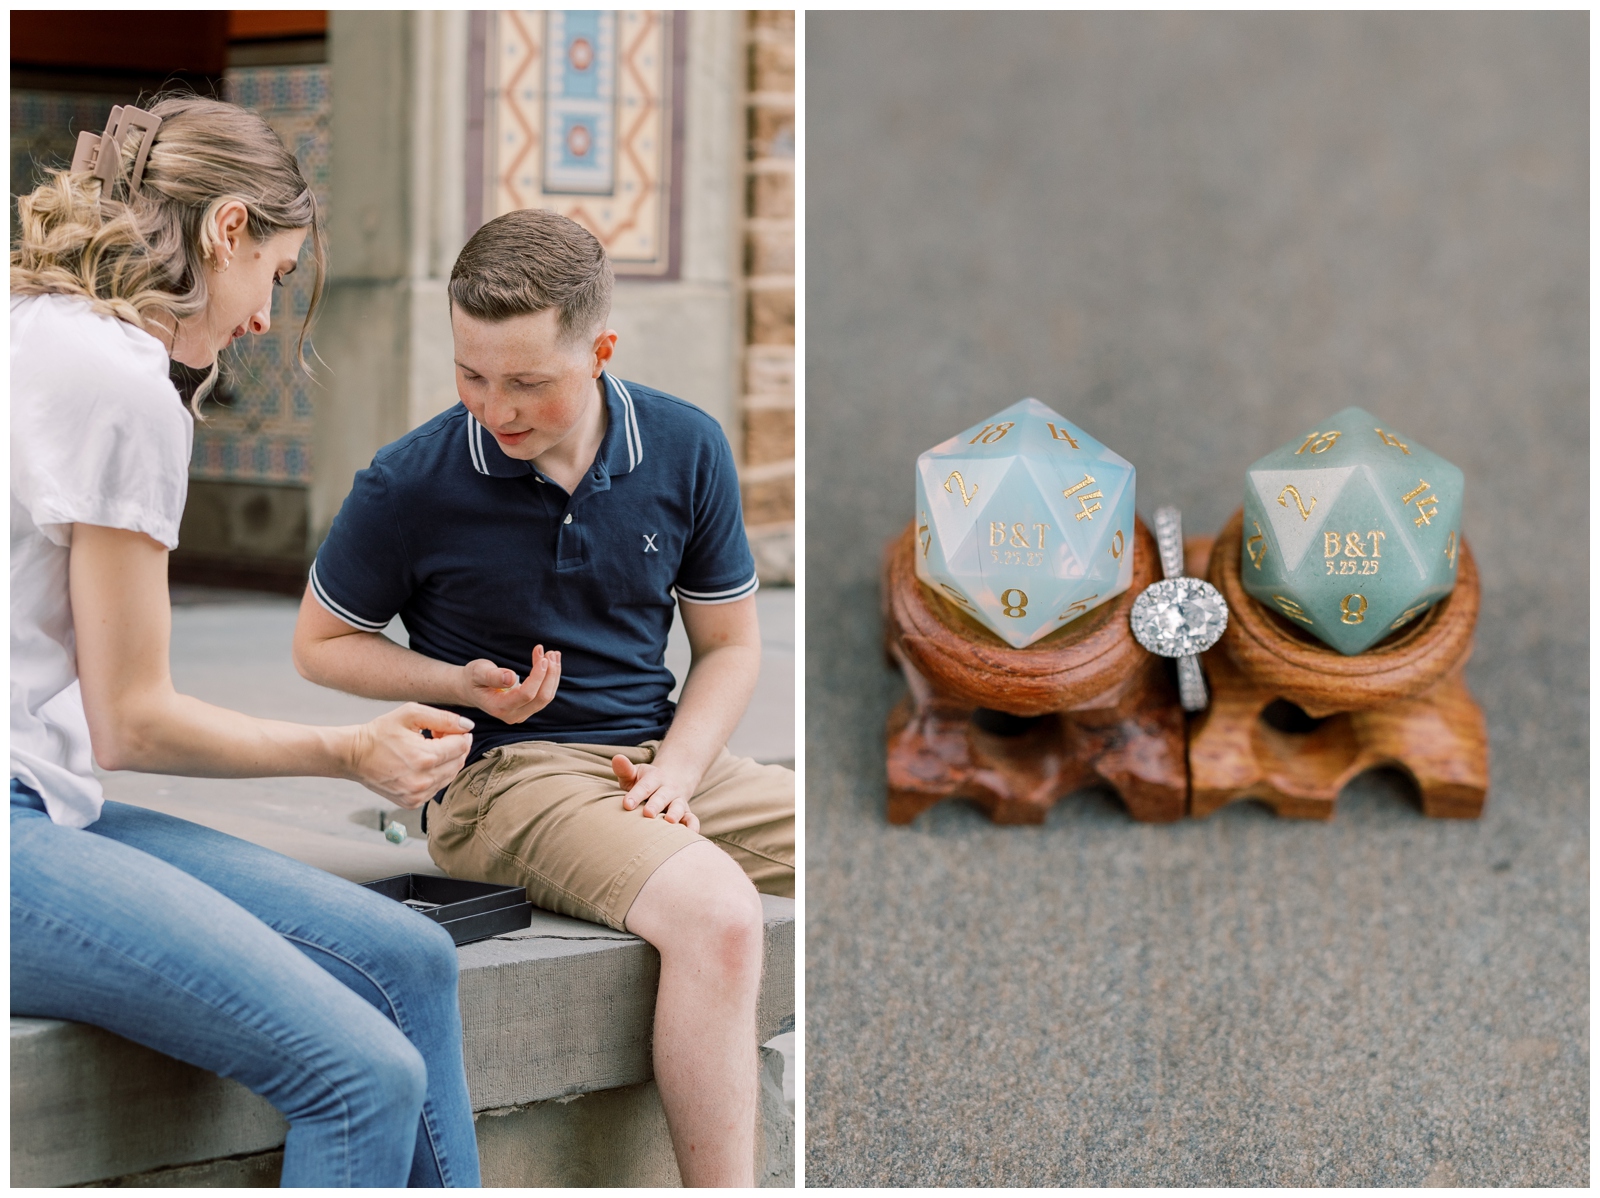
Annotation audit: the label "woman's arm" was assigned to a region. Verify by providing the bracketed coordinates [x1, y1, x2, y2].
[71, 523, 473, 807]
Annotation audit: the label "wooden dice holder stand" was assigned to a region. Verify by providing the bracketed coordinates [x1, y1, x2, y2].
[1187, 509, 1489, 820]
[882, 516, 1187, 824]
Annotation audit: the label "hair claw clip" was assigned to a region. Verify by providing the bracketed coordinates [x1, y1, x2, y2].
[69, 105, 118, 177]
[69, 104, 162, 194]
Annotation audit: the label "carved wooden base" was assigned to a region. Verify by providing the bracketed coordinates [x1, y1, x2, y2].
[1187, 511, 1489, 820]
[883, 517, 1187, 825]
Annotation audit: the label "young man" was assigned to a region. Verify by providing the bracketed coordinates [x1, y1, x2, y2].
[292, 209, 794, 1187]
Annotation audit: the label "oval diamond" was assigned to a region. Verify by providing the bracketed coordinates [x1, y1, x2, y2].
[1130, 577, 1229, 658]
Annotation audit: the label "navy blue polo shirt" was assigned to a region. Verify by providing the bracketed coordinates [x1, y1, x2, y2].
[310, 372, 758, 764]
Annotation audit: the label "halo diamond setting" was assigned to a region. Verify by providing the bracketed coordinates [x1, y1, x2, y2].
[1130, 505, 1229, 712]
[1130, 577, 1228, 659]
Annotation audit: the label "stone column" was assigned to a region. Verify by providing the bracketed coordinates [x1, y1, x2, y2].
[740, 11, 796, 584]
[605, 11, 742, 437]
[309, 10, 469, 548]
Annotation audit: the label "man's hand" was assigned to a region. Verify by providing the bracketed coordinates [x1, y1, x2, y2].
[612, 755, 701, 835]
[459, 646, 561, 724]
[349, 704, 475, 808]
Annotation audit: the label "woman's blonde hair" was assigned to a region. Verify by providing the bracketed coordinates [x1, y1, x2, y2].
[10, 93, 326, 409]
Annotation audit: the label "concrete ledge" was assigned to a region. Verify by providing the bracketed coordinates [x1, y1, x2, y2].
[11, 897, 794, 1188]
[459, 899, 794, 1110]
[10, 1018, 288, 1187]
[472, 1043, 793, 1187]
[73, 1047, 793, 1189]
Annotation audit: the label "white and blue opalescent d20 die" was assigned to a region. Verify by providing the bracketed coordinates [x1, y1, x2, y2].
[914, 397, 1136, 649]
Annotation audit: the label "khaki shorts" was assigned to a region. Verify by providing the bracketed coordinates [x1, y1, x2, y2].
[427, 740, 795, 931]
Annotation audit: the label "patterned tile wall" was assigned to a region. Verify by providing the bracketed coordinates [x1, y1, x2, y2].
[11, 90, 131, 203]
[489, 10, 678, 276]
[194, 64, 330, 485]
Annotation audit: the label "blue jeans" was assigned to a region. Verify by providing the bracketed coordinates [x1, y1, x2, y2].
[10, 780, 481, 1187]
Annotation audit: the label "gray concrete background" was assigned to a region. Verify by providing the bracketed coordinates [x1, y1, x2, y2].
[805, 13, 1586, 1187]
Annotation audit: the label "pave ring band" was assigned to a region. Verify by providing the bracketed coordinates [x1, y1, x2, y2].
[1129, 506, 1230, 712]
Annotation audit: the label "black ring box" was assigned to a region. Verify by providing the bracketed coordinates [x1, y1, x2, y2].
[362, 874, 535, 946]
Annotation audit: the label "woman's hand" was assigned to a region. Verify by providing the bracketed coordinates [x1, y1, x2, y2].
[347, 704, 475, 808]
[458, 646, 562, 724]
[612, 755, 701, 834]
[72, 524, 473, 790]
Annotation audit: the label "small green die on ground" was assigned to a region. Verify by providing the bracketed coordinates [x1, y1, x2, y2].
[914, 397, 1135, 649]
[1239, 407, 1464, 655]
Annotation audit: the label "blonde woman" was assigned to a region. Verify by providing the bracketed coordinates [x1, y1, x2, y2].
[11, 97, 481, 1187]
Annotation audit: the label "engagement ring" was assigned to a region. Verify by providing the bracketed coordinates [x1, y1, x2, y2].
[1129, 506, 1229, 712]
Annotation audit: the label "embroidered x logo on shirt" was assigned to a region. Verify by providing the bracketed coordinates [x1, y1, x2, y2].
[642, 533, 659, 553]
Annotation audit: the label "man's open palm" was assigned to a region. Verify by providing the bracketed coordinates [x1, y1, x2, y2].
[462, 646, 561, 723]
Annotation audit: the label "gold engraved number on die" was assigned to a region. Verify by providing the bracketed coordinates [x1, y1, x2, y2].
[943, 471, 978, 507]
[917, 510, 931, 558]
[1062, 474, 1103, 521]
[1400, 479, 1440, 527]
[1444, 530, 1458, 568]
[1246, 522, 1267, 570]
[999, 589, 1029, 618]
[1046, 422, 1080, 448]
[968, 422, 1015, 445]
[1340, 594, 1368, 624]
[1374, 427, 1411, 454]
[1389, 600, 1431, 631]
[1057, 593, 1099, 623]
[938, 583, 977, 613]
[1272, 595, 1315, 625]
[1109, 529, 1125, 560]
[1277, 484, 1316, 521]
[1294, 430, 1342, 454]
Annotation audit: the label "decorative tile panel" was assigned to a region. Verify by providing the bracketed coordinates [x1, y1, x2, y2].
[543, 10, 618, 194]
[488, 11, 680, 277]
[192, 64, 330, 484]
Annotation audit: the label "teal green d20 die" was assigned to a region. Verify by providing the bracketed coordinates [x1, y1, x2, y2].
[914, 397, 1136, 649]
[1238, 406, 1464, 654]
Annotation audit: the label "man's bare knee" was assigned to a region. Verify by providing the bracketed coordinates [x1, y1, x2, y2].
[698, 879, 764, 977]
[627, 842, 764, 973]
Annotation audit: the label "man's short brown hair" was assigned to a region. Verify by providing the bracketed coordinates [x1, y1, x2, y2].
[448, 208, 613, 339]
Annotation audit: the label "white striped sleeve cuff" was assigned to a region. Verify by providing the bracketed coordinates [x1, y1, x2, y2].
[308, 561, 392, 631]
[675, 571, 761, 605]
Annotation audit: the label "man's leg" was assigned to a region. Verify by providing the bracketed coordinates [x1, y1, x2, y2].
[624, 840, 765, 1187]
[427, 741, 793, 1186]
[672, 748, 795, 899]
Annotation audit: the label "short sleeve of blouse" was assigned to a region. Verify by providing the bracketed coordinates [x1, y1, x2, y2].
[10, 296, 193, 550]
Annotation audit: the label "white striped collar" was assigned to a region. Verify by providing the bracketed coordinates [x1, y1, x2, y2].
[463, 370, 644, 479]
[465, 413, 495, 475]
[606, 371, 645, 474]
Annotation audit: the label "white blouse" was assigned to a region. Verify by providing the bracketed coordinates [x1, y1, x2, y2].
[10, 294, 193, 827]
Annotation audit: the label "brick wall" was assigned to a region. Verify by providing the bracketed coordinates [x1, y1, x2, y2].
[741, 11, 795, 584]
